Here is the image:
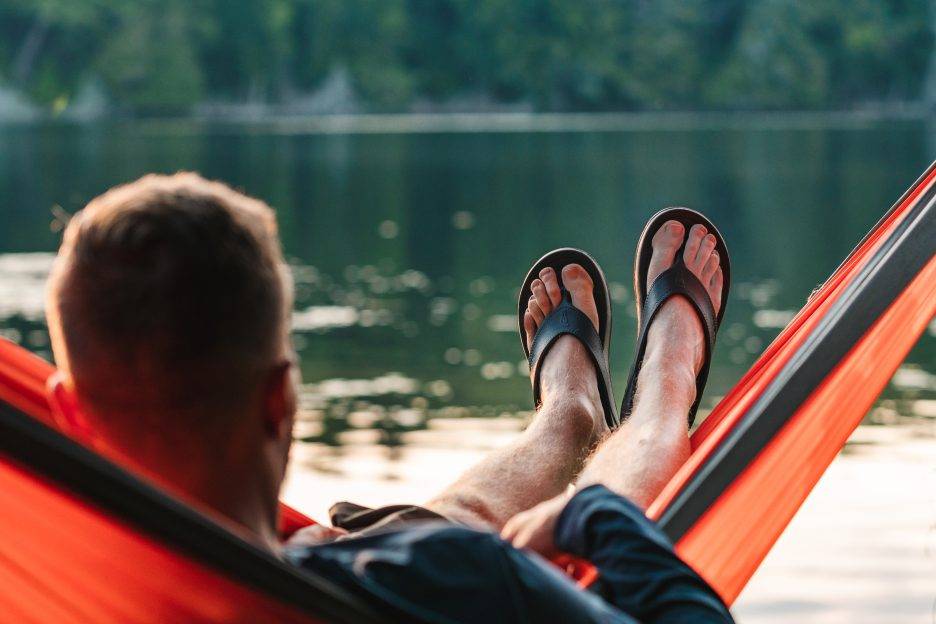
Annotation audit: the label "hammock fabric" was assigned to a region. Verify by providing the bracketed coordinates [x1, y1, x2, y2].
[0, 162, 933, 622]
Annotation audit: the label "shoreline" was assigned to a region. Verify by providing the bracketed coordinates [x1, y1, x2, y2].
[2, 108, 934, 136]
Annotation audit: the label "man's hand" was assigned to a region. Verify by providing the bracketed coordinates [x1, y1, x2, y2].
[500, 493, 573, 558]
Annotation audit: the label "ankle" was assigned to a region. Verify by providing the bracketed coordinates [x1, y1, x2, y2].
[535, 393, 603, 446]
[538, 336, 602, 400]
[634, 356, 697, 413]
[643, 297, 705, 374]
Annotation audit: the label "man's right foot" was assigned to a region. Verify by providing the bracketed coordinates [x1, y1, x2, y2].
[639, 221, 724, 406]
[523, 264, 610, 443]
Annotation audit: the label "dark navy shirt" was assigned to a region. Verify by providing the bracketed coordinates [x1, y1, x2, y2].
[285, 485, 733, 623]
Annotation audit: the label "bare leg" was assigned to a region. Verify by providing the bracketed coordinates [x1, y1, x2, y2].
[574, 301, 698, 508]
[427, 265, 610, 529]
[577, 221, 723, 508]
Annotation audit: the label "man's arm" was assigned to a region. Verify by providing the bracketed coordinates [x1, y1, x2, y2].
[506, 485, 734, 624]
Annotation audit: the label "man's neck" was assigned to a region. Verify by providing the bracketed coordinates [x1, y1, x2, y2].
[103, 443, 282, 551]
[161, 469, 282, 552]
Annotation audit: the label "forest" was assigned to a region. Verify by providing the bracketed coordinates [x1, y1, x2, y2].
[0, 0, 932, 116]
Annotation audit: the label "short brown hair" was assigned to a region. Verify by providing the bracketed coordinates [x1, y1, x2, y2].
[47, 173, 292, 433]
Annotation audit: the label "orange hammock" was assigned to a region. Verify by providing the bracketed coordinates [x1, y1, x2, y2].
[0, 162, 933, 622]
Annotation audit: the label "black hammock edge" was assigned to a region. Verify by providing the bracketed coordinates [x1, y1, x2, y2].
[0, 402, 390, 624]
[658, 165, 936, 541]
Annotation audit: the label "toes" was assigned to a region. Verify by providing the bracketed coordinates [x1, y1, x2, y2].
[683, 223, 707, 267]
[531, 279, 553, 315]
[528, 296, 545, 325]
[523, 310, 536, 343]
[651, 220, 685, 247]
[647, 220, 685, 287]
[560, 263, 594, 292]
[561, 264, 599, 332]
[694, 233, 716, 268]
[702, 251, 719, 282]
[539, 267, 563, 307]
[709, 268, 724, 315]
[680, 224, 721, 314]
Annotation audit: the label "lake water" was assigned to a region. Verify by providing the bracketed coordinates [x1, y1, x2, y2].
[0, 118, 934, 621]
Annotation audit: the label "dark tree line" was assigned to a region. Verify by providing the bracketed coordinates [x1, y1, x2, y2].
[0, 0, 931, 116]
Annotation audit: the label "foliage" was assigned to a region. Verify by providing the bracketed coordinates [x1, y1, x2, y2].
[0, 0, 931, 115]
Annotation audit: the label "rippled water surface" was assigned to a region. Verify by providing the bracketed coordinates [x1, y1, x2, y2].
[1, 121, 933, 439]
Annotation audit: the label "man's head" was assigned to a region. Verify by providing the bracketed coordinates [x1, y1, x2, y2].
[46, 173, 297, 537]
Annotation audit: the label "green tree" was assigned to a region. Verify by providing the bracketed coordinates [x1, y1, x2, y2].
[0, 0, 113, 106]
[96, 3, 205, 114]
[0, 0, 931, 115]
[708, 0, 931, 109]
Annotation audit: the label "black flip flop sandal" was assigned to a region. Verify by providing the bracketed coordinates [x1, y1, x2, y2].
[620, 208, 731, 427]
[517, 248, 619, 430]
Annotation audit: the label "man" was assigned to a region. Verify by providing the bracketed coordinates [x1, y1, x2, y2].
[46, 173, 733, 622]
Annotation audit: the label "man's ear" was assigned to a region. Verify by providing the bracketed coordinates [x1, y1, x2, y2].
[261, 361, 296, 441]
[47, 372, 96, 442]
